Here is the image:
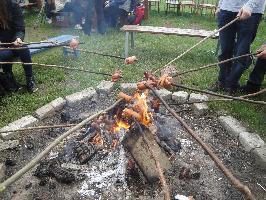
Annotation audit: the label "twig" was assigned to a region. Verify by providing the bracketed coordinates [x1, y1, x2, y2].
[0, 41, 57, 46]
[169, 98, 232, 106]
[257, 183, 266, 192]
[153, 17, 239, 73]
[0, 43, 73, 50]
[0, 61, 112, 77]
[174, 53, 256, 77]
[0, 99, 123, 193]
[148, 85, 256, 200]
[135, 121, 171, 200]
[64, 47, 126, 60]
[0, 124, 77, 134]
[240, 88, 266, 98]
[171, 83, 266, 106]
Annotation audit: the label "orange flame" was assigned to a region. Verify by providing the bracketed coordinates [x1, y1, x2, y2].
[112, 116, 130, 133]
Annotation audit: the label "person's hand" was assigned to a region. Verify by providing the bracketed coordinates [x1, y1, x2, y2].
[257, 44, 266, 59]
[237, 7, 252, 20]
[13, 38, 23, 46]
[69, 38, 79, 49]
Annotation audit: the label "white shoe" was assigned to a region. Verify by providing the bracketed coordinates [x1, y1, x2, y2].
[75, 24, 83, 30]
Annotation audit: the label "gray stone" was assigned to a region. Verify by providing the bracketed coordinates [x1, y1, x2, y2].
[125, 129, 171, 182]
[155, 89, 172, 100]
[239, 132, 265, 152]
[218, 116, 246, 138]
[65, 87, 97, 107]
[189, 93, 208, 103]
[120, 83, 137, 92]
[35, 104, 55, 120]
[192, 103, 209, 115]
[0, 140, 20, 151]
[172, 91, 189, 103]
[251, 145, 266, 170]
[0, 115, 38, 140]
[96, 80, 114, 94]
[0, 163, 6, 182]
[50, 97, 66, 111]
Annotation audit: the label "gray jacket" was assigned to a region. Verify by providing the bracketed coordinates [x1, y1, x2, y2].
[218, 0, 266, 14]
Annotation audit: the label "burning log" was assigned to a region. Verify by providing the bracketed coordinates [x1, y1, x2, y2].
[124, 56, 138, 64]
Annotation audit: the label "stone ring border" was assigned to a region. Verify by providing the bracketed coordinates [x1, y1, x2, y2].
[0, 81, 265, 169]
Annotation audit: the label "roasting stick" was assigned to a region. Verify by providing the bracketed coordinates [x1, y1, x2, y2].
[0, 124, 77, 134]
[174, 53, 257, 77]
[64, 46, 126, 60]
[135, 120, 171, 200]
[0, 61, 113, 77]
[0, 99, 123, 193]
[0, 41, 57, 46]
[153, 17, 240, 73]
[147, 85, 256, 200]
[240, 88, 266, 98]
[172, 83, 266, 106]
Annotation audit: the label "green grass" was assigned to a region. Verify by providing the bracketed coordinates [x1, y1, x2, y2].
[0, 8, 265, 139]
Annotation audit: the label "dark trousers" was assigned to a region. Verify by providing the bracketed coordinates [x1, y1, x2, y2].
[63, 2, 84, 25]
[0, 49, 33, 77]
[217, 10, 262, 89]
[248, 57, 266, 86]
[83, 0, 106, 34]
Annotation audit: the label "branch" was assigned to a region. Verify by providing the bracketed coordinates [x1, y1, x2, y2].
[0, 99, 123, 193]
[135, 121, 171, 200]
[171, 83, 266, 106]
[0, 62, 112, 77]
[153, 17, 239, 73]
[148, 85, 256, 200]
[240, 88, 266, 98]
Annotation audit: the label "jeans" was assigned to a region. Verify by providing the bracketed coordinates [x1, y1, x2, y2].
[83, 0, 106, 35]
[217, 10, 262, 89]
[63, 2, 84, 25]
[0, 49, 33, 77]
[248, 57, 266, 86]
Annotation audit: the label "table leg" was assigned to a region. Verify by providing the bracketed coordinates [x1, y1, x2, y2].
[125, 32, 129, 58]
[130, 32, 134, 49]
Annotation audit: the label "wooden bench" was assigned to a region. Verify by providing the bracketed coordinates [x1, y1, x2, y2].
[121, 25, 219, 57]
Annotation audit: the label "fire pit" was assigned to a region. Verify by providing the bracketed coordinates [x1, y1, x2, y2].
[0, 87, 265, 200]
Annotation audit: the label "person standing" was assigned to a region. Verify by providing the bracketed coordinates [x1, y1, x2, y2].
[209, 0, 266, 94]
[241, 44, 266, 93]
[0, 0, 38, 93]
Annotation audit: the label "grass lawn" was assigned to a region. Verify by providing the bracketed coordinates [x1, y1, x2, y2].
[0, 6, 265, 139]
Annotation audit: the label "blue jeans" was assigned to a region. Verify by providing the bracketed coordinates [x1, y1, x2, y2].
[217, 10, 262, 89]
[83, 0, 106, 35]
[248, 56, 266, 86]
[0, 49, 33, 77]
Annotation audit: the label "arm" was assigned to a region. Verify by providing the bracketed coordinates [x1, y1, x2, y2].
[238, 0, 265, 20]
[257, 44, 266, 59]
[11, 2, 25, 42]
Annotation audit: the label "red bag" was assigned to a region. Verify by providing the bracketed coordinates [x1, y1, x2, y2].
[133, 4, 145, 25]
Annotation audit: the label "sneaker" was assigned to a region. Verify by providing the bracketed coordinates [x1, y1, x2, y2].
[74, 24, 83, 30]
[207, 81, 225, 92]
[26, 76, 38, 93]
[240, 82, 260, 94]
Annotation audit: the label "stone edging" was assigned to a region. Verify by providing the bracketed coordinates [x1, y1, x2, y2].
[0, 82, 265, 169]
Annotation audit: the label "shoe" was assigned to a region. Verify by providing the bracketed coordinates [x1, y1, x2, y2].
[5, 72, 21, 92]
[74, 24, 82, 30]
[240, 82, 261, 94]
[26, 76, 38, 93]
[224, 87, 238, 96]
[207, 81, 225, 92]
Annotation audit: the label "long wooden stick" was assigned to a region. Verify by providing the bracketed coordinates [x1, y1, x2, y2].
[0, 41, 57, 46]
[153, 17, 239, 73]
[64, 47, 126, 60]
[171, 83, 266, 106]
[0, 99, 122, 193]
[0, 124, 77, 134]
[148, 85, 256, 200]
[0, 43, 71, 50]
[135, 121, 171, 200]
[240, 88, 266, 98]
[0, 61, 112, 76]
[174, 53, 256, 77]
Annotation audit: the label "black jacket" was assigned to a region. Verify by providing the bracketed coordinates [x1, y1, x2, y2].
[0, 0, 25, 43]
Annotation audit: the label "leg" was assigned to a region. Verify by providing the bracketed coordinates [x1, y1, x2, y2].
[83, 0, 94, 35]
[95, 0, 106, 34]
[125, 32, 129, 58]
[248, 57, 266, 86]
[226, 14, 262, 90]
[217, 10, 237, 87]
